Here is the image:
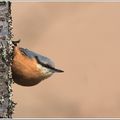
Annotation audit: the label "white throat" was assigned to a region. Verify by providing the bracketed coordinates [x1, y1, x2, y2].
[36, 64, 53, 76]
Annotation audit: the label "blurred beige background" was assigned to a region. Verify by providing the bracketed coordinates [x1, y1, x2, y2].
[12, 2, 120, 117]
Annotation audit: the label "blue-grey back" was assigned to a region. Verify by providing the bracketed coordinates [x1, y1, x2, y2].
[20, 48, 55, 67]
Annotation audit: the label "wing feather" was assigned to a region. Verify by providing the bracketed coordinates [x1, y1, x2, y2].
[19, 48, 55, 67]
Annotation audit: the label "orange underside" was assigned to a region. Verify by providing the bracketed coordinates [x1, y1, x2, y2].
[12, 47, 43, 86]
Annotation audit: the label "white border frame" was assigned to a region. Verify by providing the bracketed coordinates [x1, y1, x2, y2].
[6, 0, 120, 2]
[10, 1, 120, 119]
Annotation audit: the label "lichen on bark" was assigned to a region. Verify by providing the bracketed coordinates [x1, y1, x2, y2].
[0, 1, 15, 118]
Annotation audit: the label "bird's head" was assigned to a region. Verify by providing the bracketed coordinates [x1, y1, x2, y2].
[35, 55, 64, 79]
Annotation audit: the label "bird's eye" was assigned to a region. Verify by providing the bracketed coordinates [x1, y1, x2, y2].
[35, 56, 53, 69]
[42, 63, 53, 70]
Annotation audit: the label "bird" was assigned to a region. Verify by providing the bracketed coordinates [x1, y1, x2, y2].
[11, 40, 64, 86]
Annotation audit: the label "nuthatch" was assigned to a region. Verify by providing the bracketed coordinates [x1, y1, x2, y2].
[12, 40, 64, 86]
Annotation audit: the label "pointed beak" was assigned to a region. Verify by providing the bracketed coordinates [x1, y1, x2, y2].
[52, 67, 64, 73]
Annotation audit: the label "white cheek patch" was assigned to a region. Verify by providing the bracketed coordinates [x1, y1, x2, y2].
[36, 64, 53, 76]
[42, 67, 49, 74]
[37, 64, 47, 73]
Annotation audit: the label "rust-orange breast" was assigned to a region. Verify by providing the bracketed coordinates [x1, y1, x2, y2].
[12, 47, 44, 86]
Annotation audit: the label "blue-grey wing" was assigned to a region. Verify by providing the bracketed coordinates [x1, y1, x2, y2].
[19, 48, 55, 67]
[19, 48, 37, 58]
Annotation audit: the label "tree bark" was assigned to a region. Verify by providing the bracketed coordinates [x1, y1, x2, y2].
[0, 1, 15, 118]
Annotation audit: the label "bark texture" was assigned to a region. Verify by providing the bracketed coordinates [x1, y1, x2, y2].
[0, 1, 15, 118]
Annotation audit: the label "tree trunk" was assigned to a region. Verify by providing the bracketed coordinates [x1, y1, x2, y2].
[0, 1, 15, 118]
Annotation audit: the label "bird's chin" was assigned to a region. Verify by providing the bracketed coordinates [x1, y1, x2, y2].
[45, 71, 54, 78]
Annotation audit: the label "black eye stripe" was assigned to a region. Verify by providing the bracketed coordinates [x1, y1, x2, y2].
[35, 56, 64, 72]
[35, 56, 53, 69]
